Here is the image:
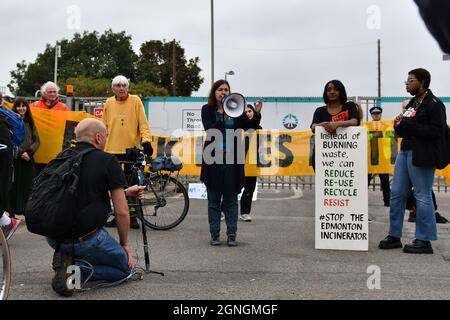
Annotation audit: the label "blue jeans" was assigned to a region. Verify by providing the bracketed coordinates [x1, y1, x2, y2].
[48, 228, 131, 282]
[389, 150, 437, 241]
[207, 165, 238, 238]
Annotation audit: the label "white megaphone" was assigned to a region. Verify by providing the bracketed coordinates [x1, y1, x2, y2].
[221, 93, 246, 118]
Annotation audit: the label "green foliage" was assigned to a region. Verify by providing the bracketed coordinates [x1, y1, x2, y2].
[58, 77, 169, 97]
[129, 81, 169, 97]
[136, 39, 203, 96]
[58, 77, 112, 96]
[9, 30, 203, 97]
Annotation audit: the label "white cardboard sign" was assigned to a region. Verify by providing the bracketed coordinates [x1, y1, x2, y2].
[188, 183, 258, 201]
[315, 126, 368, 251]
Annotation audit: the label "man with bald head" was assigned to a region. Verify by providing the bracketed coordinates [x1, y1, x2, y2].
[47, 118, 144, 297]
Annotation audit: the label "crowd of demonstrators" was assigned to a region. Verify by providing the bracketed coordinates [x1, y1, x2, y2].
[33, 81, 69, 111]
[239, 102, 262, 222]
[101, 75, 153, 230]
[367, 106, 391, 207]
[379, 68, 447, 254]
[310, 80, 360, 171]
[46, 118, 145, 297]
[0, 67, 448, 300]
[0, 108, 21, 240]
[7, 98, 40, 218]
[200, 80, 261, 247]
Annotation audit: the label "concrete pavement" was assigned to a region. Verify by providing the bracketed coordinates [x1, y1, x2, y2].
[7, 188, 450, 300]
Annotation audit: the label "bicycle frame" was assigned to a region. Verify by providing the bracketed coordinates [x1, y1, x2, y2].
[0, 228, 11, 300]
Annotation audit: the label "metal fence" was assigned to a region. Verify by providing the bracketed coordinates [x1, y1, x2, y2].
[176, 174, 449, 192]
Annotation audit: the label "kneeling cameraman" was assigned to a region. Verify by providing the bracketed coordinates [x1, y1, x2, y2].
[48, 118, 145, 297]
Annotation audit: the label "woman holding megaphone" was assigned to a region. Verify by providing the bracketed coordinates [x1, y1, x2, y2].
[201, 80, 261, 247]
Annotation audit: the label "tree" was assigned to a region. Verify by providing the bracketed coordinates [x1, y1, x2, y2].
[136, 39, 203, 96]
[9, 31, 203, 97]
[58, 77, 169, 97]
[9, 30, 138, 96]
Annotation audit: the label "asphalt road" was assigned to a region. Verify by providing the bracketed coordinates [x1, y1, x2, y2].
[7, 188, 450, 300]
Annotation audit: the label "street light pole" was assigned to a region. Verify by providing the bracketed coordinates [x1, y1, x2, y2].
[54, 42, 61, 85]
[225, 70, 235, 81]
[211, 0, 215, 86]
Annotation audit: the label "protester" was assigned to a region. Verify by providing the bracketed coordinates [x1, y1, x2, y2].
[310, 80, 360, 171]
[7, 98, 40, 218]
[47, 118, 145, 297]
[33, 82, 69, 111]
[379, 68, 447, 254]
[367, 106, 391, 207]
[239, 102, 262, 222]
[102, 75, 153, 229]
[201, 80, 260, 246]
[0, 110, 21, 240]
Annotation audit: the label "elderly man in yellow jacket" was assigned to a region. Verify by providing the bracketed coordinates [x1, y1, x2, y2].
[102, 75, 153, 229]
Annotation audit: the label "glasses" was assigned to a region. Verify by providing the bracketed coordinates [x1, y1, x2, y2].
[405, 78, 418, 84]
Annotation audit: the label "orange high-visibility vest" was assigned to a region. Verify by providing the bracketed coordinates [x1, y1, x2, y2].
[33, 98, 69, 111]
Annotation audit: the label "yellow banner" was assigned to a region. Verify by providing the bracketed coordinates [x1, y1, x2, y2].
[32, 109, 450, 183]
[32, 107, 95, 163]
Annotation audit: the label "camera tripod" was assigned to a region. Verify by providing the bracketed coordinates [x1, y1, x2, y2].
[124, 155, 164, 277]
[129, 198, 164, 277]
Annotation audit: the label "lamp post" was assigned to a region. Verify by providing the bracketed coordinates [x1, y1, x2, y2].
[54, 42, 61, 85]
[225, 70, 235, 81]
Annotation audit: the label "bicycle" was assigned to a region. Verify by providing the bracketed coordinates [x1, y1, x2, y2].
[0, 228, 11, 300]
[123, 147, 190, 231]
[0, 143, 12, 299]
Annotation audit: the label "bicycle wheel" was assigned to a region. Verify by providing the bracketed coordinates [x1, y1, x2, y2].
[0, 229, 11, 300]
[141, 174, 189, 230]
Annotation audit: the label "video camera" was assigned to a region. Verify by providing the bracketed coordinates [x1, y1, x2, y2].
[125, 147, 146, 164]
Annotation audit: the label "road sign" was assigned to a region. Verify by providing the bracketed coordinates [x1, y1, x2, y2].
[93, 107, 103, 118]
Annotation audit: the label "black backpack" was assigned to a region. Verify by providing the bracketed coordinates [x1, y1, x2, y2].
[25, 147, 97, 239]
[436, 126, 450, 170]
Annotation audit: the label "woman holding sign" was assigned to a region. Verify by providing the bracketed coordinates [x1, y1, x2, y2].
[310, 80, 360, 171]
[201, 80, 260, 247]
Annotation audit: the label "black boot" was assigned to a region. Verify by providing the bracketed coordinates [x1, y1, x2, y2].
[435, 212, 449, 224]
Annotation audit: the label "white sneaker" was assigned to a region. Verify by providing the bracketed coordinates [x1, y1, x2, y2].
[239, 214, 252, 222]
[220, 213, 225, 221]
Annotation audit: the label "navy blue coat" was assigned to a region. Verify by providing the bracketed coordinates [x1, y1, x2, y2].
[200, 104, 261, 195]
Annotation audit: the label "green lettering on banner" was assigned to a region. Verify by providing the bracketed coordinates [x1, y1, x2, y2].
[369, 130, 383, 165]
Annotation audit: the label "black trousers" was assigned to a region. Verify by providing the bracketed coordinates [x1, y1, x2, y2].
[368, 174, 391, 205]
[240, 176, 257, 215]
[406, 190, 438, 211]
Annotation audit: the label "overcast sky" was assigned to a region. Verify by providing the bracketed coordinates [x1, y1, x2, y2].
[1, 0, 449, 97]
